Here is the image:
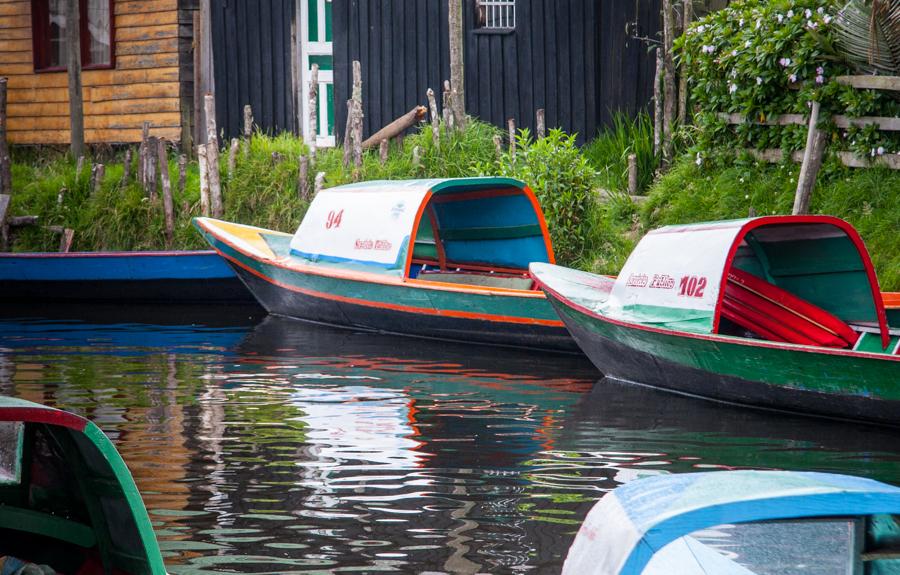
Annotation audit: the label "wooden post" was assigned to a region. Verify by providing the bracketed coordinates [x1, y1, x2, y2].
[627, 154, 638, 195]
[536, 108, 546, 139]
[59, 228, 75, 253]
[0, 78, 10, 195]
[146, 137, 158, 199]
[426, 88, 440, 148]
[178, 154, 187, 193]
[91, 163, 105, 195]
[314, 171, 325, 195]
[379, 139, 389, 165]
[412, 145, 421, 170]
[65, 0, 84, 159]
[448, 0, 466, 130]
[442, 80, 453, 130]
[308, 63, 319, 160]
[158, 139, 175, 247]
[197, 145, 210, 217]
[492, 134, 502, 157]
[57, 188, 66, 206]
[298, 154, 309, 200]
[204, 93, 222, 217]
[662, 0, 677, 165]
[204, 93, 218, 148]
[121, 147, 132, 186]
[243, 104, 253, 157]
[351, 61, 363, 171]
[793, 101, 828, 215]
[653, 48, 663, 159]
[228, 138, 239, 174]
[0, 194, 9, 251]
[678, 0, 693, 125]
[507, 118, 516, 159]
[76, 155, 85, 182]
[342, 99, 353, 168]
[139, 121, 150, 187]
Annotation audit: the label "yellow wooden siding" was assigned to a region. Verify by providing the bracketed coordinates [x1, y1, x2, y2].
[0, 0, 184, 144]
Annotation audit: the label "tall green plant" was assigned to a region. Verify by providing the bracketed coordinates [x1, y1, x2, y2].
[583, 113, 657, 194]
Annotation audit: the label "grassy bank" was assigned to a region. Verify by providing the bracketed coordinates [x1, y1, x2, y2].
[6, 118, 899, 290]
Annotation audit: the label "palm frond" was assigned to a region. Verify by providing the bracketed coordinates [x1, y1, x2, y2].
[834, 0, 900, 75]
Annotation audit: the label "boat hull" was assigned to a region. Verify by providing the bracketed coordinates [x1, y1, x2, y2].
[546, 295, 900, 425]
[0, 251, 254, 303]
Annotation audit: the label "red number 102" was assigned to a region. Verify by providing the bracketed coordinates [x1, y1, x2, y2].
[678, 275, 707, 298]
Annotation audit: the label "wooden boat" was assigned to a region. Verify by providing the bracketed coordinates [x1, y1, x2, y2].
[0, 250, 254, 303]
[531, 216, 899, 424]
[195, 177, 576, 351]
[0, 397, 166, 574]
[564, 470, 900, 575]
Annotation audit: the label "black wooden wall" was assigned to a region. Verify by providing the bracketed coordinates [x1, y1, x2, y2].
[210, 0, 296, 139]
[333, 0, 661, 143]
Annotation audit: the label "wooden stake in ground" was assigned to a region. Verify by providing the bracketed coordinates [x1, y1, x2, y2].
[158, 139, 175, 247]
[298, 154, 309, 200]
[59, 228, 74, 253]
[442, 80, 453, 130]
[76, 155, 85, 182]
[351, 61, 364, 171]
[308, 63, 319, 160]
[146, 137, 158, 199]
[64, 0, 84, 159]
[661, 0, 677, 166]
[314, 171, 326, 195]
[627, 154, 638, 195]
[678, 0, 693, 125]
[653, 48, 663, 159]
[204, 94, 223, 217]
[536, 108, 546, 139]
[412, 145, 421, 170]
[139, 121, 150, 188]
[0, 78, 11, 195]
[379, 139, 389, 165]
[507, 118, 517, 159]
[793, 101, 828, 215]
[57, 188, 66, 206]
[91, 163, 105, 195]
[0, 194, 9, 251]
[228, 138, 239, 175]
[426, 89, 440, 148]
[121, 147, 132, 186]
[197, 145, 210, 217]
[243, 104, 253, 157]
[362, 106, 427, 150]
[448, 0, 466, 130]
[178, 154, 187, 193]
[342, 99, 353, 168]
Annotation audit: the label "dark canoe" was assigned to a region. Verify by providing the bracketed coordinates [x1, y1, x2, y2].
[564, 470, 900, 575]
[531, 216, 899, 425]
[0, 250, 254, 304]
[195, 177, 576, 352]
[0, 397, 166, 574]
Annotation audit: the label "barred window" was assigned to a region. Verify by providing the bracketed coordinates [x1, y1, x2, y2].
[477, 0, 516, 30]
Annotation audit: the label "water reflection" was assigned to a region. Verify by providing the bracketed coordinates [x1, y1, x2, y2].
[0, 307, 897, 574]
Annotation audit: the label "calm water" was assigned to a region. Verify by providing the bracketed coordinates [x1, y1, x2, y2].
[1, 304, 898, 574]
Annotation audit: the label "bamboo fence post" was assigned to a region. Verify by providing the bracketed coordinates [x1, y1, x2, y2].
[627, 154, 638, 195]
[793, 101, 828, 215]
[536, 108, 546, 139]
[0, 194, 10, 251]
[308, 63, 319, 161]
[121, 148, 132, 186]
[59, 228, 74, 253]
[298, 154, 309, 200]
[492, 134, 502, 157]
[507, 118, 516, 159]
[662, 0, 677, 166]
[64, 0, 84, 159]
[204, 94, 223, 217]
[412, 145, 421, 170]
[228, 138, 239, 175]
[314, 171, 325, 195]
[197, 145, 210, 217]
[177, 154, 187, 193]
[351, 61, 363, 171]
[442, 80, 454, 130]
[379, 139, 389, 165]
[427, 88, 440, 148]
[342, 99, 353, 168]
[76, 155, 85, 182]
[653, 48, 663, 159]
[243, 104, 253, 157]
[91, 163, 105, 195]
[448, 0, 466, 130]
[139, 121, 150, 187]
[158, 139, 175, 247]
[678, 0, 693, 125]
[146, 137, 158, 199]
[0, 78, 10, 195]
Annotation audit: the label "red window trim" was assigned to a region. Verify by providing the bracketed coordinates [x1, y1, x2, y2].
[31, 0, 116, 73]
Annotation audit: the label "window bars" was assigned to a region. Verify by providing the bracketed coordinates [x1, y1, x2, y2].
[478, 0, 516, 30]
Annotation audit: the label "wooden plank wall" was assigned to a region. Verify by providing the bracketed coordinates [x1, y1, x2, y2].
[0, 0, 186, 144]
[334, 0, 661, 144]
[209, 0, 296, 140]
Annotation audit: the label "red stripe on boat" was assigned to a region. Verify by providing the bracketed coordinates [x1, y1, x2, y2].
[0, 407, 88, 431]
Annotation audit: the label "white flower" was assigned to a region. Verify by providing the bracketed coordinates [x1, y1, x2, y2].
[817, 7, 825, 15]
[789, 73, 798, 82]
[744, 194, 750, 200]
[777, 13, 784, 23]
[816, 66, 825, 74]
[779, 57, 792, 67]
[695, 153, 703, 166]
[877, 146, 885, 156]
[745, 40, 752, 48]
[807, 20, 818, 29]
[815, 74, 825, 84]
[729, 83, 739, 93]
[871, 148, 876, 157]
[731, 49, 738, 57]
[787, 9, 794, 18]
[823, 14, 832, 24]
[756, 76, 763, 85]
[805, 9, 812, 18]
[739, 18, 745, 26]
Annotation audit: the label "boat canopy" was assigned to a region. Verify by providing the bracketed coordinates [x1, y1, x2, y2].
[0, 397, 165, 574]
[606, 215, 890, 348]
[563, 470, 900, 575]
[289, 177, 554, 277]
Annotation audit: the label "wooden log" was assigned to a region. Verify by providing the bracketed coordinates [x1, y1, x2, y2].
[835, 75, 900, 92]
[793, 101, 828, 215]
[0, 193, 9, 251]
[121, 147, 133, 186]
[314, 171, 325, 195]
[308, 63, 319, 160]
[836, 151, 900, 170]
[206, 140, 222, 217]
[139, 121, 150, 187]
[677, 0, 693, 125]
[493, 134, 503, 157]
[442, 80, 454, 130]
[158, 139, 174, 247]
[654, 48, 663, 158]
[507, 118, 516, 159]
[228, 137, 239, 174]
[0, 77, 10, 195]
[298, 154, 309, 200]
[661, 0, 677, 166]
[8, 216, 38, 227]
[59, 228, 74, 253]
[91, 163, 105, 195]
[627, 153, 638, 195]
[76, 155, 85, 182]
[146, 136, 158, 199]
[412, 145, 421, 170]
[718, 112, 806, 126]
[243, 104, 253, 158]
[342, 99, 353, 168]
[379, 139, 389, 165]
[448, 0, 466, 130]
[535, 108, 546, 139]
[65, 0, 84, 159]
[351, 61, 363, 171]
[362, 106, 427, 150]
[426, 88, 440, 148]
[197, 144, 210, 217]
[204, 93, 218, 149]
[177, 154, 187, 193]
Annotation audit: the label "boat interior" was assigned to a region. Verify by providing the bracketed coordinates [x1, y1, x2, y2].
[0, 419, 152, 575]
[716, 221, 899, 355]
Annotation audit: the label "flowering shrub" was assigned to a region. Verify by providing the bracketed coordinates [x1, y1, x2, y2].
[678, 0, 900, 159]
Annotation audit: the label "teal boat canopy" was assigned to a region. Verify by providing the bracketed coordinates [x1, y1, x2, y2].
[604, 215, 890, 347]
[0, 397, 166, 575]
[564, 470, 900, 575]
[289, 177, 555, 276]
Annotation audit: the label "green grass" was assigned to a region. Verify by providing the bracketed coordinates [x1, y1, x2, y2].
[583, 113, 658, 194]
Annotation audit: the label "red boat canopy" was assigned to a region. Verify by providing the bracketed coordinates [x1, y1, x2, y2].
[607, 216, 890, 349]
